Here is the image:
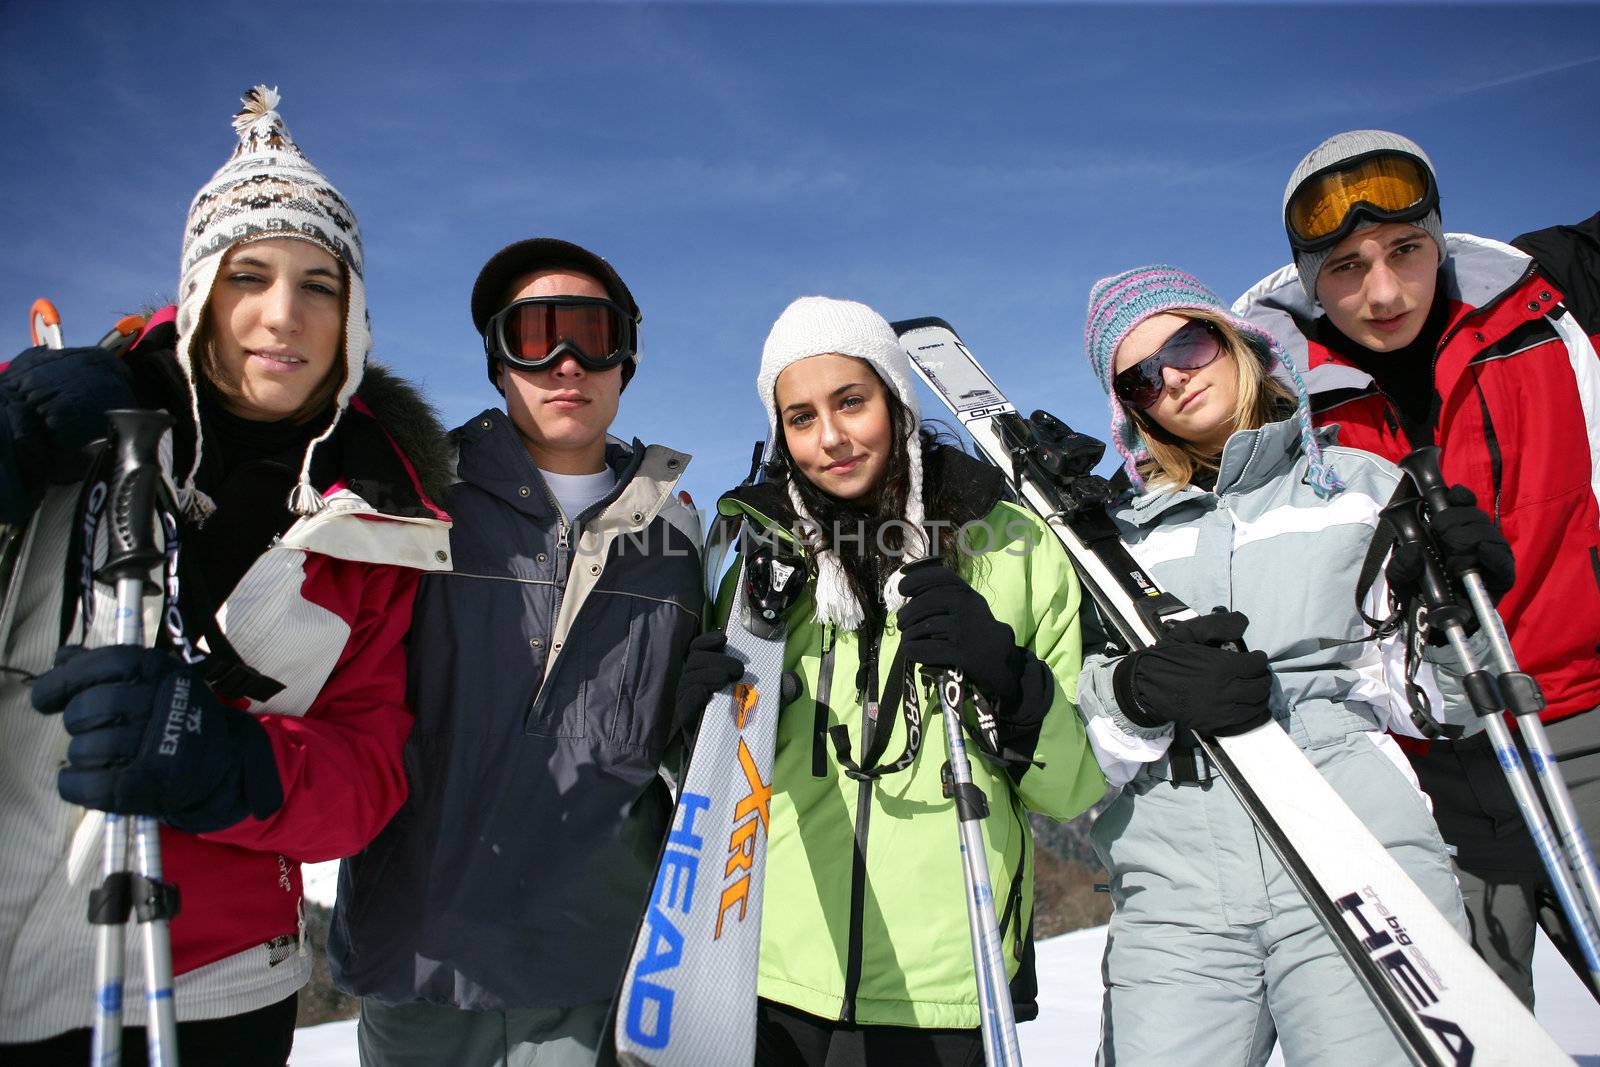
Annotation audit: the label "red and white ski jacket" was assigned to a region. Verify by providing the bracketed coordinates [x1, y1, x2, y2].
[0, 312, 453, 1040]
[1236, 234, 1600, 728]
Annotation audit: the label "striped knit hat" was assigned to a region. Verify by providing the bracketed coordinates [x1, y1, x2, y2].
[175, 85, 368, 520]
[1082, 265, 1342, 497]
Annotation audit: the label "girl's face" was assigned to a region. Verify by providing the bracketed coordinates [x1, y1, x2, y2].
[774, 353, 894, 503]
[206, 238, 344, 421]
[1113, 312, 1239, 453]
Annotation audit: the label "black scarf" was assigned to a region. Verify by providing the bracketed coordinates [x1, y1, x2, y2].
[190, 392, 332, 604]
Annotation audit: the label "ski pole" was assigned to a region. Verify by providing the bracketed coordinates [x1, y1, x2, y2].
[30, 298, 64, 349]
[1399, 446, 1600, 940]
[930, 667, 1023, 1066]
[89, 409, 181, 1067]
[1382, 498, 1600, 987]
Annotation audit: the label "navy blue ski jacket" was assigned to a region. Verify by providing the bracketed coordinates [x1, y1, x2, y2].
[329, 408, 703, 1010]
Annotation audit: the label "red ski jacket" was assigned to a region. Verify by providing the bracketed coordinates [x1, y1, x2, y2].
[0, 311, 454, 1039]
[1237, 235, 1600, 727]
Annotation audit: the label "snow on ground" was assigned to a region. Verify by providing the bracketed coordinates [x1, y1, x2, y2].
[291, 911, 1600, 1065]
[305, 859, 340, 909]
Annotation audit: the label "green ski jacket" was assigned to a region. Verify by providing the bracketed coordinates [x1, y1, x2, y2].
[712, 447, 1106, 1030]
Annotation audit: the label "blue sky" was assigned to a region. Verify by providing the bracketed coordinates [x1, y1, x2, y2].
[2, 2, 1596, 506]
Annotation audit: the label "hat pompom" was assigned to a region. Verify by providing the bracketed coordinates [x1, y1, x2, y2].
[231, 85, 291, 153]
[233, 85, 280, 129]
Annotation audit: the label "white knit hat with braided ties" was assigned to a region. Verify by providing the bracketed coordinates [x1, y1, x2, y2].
[758, 296, 927, 631]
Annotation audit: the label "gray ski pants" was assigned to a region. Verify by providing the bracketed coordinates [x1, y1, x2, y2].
[1091, 731, 1467, 1067]
[1455, 706, 1600, 1008]
[356, 997, 607, 1067]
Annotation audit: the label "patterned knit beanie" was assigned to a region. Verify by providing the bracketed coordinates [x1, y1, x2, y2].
[175, 85, 368, 519]
[1082, 265, 1342, 498]
[759, 296, 927, 631]
[1284, 130, 1446, 304]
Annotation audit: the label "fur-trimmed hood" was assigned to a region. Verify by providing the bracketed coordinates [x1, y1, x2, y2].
[345, 362, 453, 516]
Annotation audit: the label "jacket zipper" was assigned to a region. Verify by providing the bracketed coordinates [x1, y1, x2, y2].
[1471, 377, 1505, 524]
[997, 800, 1028, 960]
[526, 482, 571, 725]
[840, 620, 881, 1023]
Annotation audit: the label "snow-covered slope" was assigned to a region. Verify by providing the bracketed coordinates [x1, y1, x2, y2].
[290, 918, 1600, 1065]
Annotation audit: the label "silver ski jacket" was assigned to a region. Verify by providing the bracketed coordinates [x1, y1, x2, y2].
[329, 410, 704, 1011]
[1077, 416, 1485, 788]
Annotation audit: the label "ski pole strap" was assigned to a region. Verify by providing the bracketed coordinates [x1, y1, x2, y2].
[811, 626, 837, 778]
[1349, 482, 1465, 741]
[158, 534, 285, 704]
[1353, 481, 1413, 637]
[828, 645, 924, 781]
[61, 450, 285, 704]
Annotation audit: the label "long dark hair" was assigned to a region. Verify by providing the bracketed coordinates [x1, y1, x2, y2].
[768, 386, 971, 623]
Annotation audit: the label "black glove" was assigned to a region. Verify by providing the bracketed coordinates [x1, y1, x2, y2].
[0, 345, 134, 520]
[32, 646, 283, 834]
[1386, 485, 1515, 606]
[1112, 610, 1273, 737]
[674, 631, 745, 729]
[895, 562, 1038, 727]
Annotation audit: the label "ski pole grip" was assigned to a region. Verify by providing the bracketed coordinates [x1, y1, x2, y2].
[1380, 499, 1460, 614]
[101, 409, 172, 584]
[1398, 447, 1452, 517]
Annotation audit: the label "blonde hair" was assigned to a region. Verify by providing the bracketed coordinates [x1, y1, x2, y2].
[1127, 307, 1294, 491]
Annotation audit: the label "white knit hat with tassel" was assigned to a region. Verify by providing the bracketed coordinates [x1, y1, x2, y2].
[174, 85, 369, 519]
[758, 296, 927, 631]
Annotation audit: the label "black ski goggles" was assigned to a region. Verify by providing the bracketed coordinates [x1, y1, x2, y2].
[484, 296, 638, 373]
[1285, 151, 1438, 254]
[1111, 320, 1223, 410]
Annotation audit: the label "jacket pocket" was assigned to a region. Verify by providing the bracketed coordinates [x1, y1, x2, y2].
[601, 591, 698, 755]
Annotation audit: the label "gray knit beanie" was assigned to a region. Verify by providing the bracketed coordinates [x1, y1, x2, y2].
[1284, 130, 1446, 303]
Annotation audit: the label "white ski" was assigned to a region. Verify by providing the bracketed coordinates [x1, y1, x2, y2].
[611, 510, 792, 1067]
[894, 316, 1572, 1067]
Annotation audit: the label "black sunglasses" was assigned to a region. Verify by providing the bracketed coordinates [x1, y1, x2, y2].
[1111, 320, 1224, 410]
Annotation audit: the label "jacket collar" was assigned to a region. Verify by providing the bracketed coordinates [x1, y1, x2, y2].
[455, 408, 646, 522]
[1122, 417, 1324, 527]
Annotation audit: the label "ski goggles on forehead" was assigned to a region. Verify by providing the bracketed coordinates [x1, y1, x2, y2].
[1286, 151, 1437, 254]
[1111, 319, 1223, 410]
[484, 296, 638, 372]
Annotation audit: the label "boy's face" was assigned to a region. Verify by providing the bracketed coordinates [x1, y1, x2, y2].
[497, 269, 623, 473]
[1314, 222, 1441, 352]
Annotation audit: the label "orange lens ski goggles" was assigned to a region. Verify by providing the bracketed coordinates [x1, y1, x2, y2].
[1286, 152, 1436, 253]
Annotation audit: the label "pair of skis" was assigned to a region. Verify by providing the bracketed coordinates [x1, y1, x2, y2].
[892, 317, 1571, 1067]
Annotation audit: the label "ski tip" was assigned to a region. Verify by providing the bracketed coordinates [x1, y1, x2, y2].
[889, 316, 957, 338]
